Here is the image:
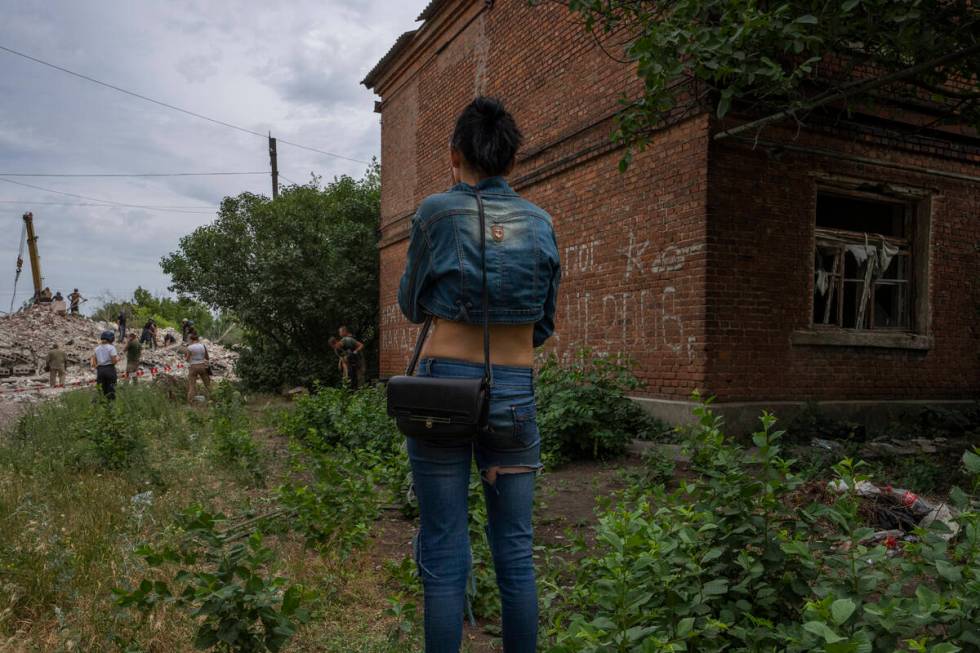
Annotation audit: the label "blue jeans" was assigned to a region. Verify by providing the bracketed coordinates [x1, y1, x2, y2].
[408, 358, 541, 653]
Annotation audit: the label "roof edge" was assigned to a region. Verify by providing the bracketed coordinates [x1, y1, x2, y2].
[417, 0, 455, 22]
[362, 0, 479, 91]
[362, 29, 418, 90]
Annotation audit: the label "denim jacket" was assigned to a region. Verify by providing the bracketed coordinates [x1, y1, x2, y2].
[398, 176, 561, 347]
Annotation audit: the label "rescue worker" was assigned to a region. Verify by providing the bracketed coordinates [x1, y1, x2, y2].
[124, 333, 141, 383]
[140, 319, 156, 350]
[90, 330, 119, 400]
[39, 287, 53, 303]
[51, 292, 67, 316]
[184, 333, 211, 403]
[117, 311, 127, 342]
[180, 319, 193, 343]
[337, 325, 364, 388]
[69, 289, 83, 315]
[46, 343, 67, 388]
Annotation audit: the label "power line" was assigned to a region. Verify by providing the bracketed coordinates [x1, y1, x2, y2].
[0, 200, 211, 209]
[0, 171, 267, 178]
[0, 202, 215, 215]
[0, 177, 217, 214]
[0, 44, 371, 165]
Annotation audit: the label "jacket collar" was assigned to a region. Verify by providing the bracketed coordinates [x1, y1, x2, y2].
[451, 176, 516, 196]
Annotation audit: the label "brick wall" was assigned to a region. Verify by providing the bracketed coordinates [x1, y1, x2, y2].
[372, 0, 980, 405]
[705, 125, 980, 401]
[375, 1, 710, 398]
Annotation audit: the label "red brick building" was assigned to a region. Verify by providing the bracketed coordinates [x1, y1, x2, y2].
[363, 0, 979, 429]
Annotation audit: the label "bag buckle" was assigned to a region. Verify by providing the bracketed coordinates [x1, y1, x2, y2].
[410, 415, 450, 428]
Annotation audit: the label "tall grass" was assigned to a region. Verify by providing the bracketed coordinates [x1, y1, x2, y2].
[0, 385, 238, 650]
[0, 383, 421, 652]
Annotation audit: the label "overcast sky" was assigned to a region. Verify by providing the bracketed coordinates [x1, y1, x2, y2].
[0, 0, 420, 314]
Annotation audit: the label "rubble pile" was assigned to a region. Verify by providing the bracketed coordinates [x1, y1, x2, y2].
[0, 305, 237, 403]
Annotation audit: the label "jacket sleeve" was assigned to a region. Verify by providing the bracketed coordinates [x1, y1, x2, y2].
[397, 214, 432, 324]
[533, 233, 561, 348]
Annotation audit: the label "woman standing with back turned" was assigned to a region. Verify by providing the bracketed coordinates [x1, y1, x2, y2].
[397, 97, 561, 652]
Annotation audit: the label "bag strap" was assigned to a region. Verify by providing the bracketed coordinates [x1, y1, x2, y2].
[476, 189, 492, 387]
[403, 188, 492, 386]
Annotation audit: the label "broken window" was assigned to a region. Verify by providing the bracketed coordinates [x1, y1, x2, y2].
[812, 192, 913, 330]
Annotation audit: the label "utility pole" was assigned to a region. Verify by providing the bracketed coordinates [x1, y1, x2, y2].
[268, 132, 279, 199]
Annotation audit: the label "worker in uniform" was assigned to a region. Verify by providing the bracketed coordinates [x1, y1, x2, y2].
[117, 311, 127, 342]
[124, 333, 141, 383]
[140, 319, 156, 350]
[184, 333, 211, 403]
[90, 330, 119, 401]
[46, 343, 67, 388]
[337, 325, 364, 388]
[181, 319, 194, 343]
[69, 289, 83, 315]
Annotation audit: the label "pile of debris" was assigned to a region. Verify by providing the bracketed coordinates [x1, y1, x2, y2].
[828, 478, 960, 550]
[0, 304, 237, 402]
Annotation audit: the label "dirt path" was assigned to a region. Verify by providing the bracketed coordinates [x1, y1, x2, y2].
[365, 457, 642, 651]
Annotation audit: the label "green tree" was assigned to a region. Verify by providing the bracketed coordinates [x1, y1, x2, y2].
[161, 168, 380, 390]
[563, 0, 980, 165]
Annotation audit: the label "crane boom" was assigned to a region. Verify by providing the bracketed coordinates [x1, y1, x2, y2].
[22, 212, 42, 301]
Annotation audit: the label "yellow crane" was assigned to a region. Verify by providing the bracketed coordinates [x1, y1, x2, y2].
[9, 212, 43, 313]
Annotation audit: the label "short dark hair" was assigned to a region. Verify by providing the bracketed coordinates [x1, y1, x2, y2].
[451, 97, 523, 177]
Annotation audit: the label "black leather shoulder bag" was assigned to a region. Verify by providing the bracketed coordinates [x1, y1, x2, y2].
[386, 189, 492, 441]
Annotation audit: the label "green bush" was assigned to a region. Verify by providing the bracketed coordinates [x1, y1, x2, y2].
[535, 350, 668, 463]
[114, 506, 312, 653]
[277, 384, 413, 517]
[204, 383, 264, 485]
[279, 384, 399, 455]
[547, 397, 980, 652]
[276, 446, 379, 555]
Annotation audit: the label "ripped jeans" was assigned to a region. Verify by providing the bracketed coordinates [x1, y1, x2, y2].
[408, 358, 541, 653]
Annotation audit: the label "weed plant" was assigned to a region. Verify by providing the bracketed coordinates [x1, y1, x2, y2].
[204, 383, 265, 485]
[114, 506, 312, 653]
[277, 445, 379, 555]
[535, 350, 669, 464]
[547, 395, 980, 652]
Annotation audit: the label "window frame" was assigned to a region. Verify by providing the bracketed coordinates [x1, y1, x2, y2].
[792, 174, 933, 350]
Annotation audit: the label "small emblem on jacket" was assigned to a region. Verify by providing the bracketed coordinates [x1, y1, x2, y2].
[491, 225, 504, 242]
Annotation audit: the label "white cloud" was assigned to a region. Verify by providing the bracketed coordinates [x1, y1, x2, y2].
[0, 0, 420, 311]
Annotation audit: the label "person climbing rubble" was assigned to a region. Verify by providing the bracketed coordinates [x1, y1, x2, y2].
[117, 311, 127, 342]
[45, 343, 67, 388]
[140, 319, 156, 350]
[68, 289, 83, 315]
[180, 319, 193, 343]
[124, 333, 141, 383]
[185, 332, 211, 403]
[90, 330, 119, 401]
[51, 292, 67, 316]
